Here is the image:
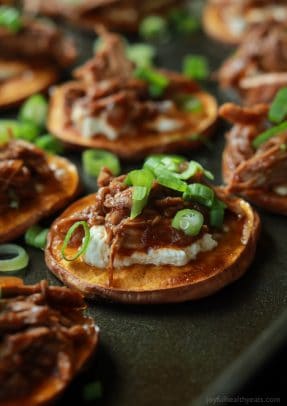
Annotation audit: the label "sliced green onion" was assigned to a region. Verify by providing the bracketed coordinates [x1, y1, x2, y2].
[268, 88, 287, 124]
[0, 120, 40, 142]
[35, 134, 64, 154]
[25, 225, 49, 250]
[181, 96, 203, 113]
[155, 167, 187, 192]
[82, 149, 121, 177]
[169, 9, 200, 34]
[61, 221, 90, 262]
[83, 381, 102, 401]
[0, 244, 29, 272]
[126, 43, 156, 68]
[252, 121, 287, 149]
[183, 55, 210, 81]
[125, 168, 154, 219]
[0, 6, 22, 33]
[184, 183, 214, 207]
[210, 198, 227, 228]
[0, 131, 9, 145]
[134, 66, 169, 98]
[19, 94, 48, 128]
[176, 161, 214, 181]
[139, 15, 168, 40]
[172, 209, 204, 236]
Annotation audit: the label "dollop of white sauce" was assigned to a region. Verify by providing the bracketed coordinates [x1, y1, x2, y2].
[84, 225, 218, 269]
[273, 185, 287, 196]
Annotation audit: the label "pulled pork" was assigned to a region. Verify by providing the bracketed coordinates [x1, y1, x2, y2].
[218, 21, 287, 104]
[220, 102, 287, 193]
[0, 140, 56, 213]
[0, 279, 98, 404]
[67, 31, 199, 139]
[0, 17, 76, 67]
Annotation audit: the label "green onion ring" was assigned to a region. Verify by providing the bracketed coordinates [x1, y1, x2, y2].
[172, 209, 204, 236]
[61, 221, 90, 261]
[0, 244, 29, 272]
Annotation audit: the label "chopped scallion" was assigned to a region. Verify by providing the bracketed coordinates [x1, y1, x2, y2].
[125, 168, 154, 219]
[183, 183, 214, 207]
[25, 225, 49, 250]
[268, 88, 287, 124]
[252, 121, 287, 149]
[19, 94, 48, 128]
[139, 15, 168, 40]
[172, 209, 204, 236]
[61, 221, 90, 261]
[183, 55, 210, 81]
[35, 134, 64, 154]
[82, 149, 121, 177]
[0, 6, 22, 33]
[0, 244, 29, 272]
[134, 66, 169, 98]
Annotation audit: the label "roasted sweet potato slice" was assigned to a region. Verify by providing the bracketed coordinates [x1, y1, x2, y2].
[0, 277, 99, 406]
[203, 3, 242, 45]
[45, 192, 260, 304]
[0, 59, 58, 109]
[0, 154, 80, 243]
[48, 82, 217, 160]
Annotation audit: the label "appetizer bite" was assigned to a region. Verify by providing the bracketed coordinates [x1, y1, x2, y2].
[0, 277, 99, 406]
[218, 21, 287, 104]
[0, 138, 80, 242]
[45, 155, 260, 304]
[203, 0, 287, 45]
[23, 0, 181, 32]
[48, 31, 217, 159]
[220, 90, 287, 214]
[0, 6, 76, 108]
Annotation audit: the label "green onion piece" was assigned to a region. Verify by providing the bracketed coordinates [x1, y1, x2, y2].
[268, 88, 287, 124]
[0, 120, 40, 142]
[210, 198, 226, 228]
[176, 161, 214, 181]
[61, 221, 90, 262]
[144, 154, 184, 173]
[0, 6, 22, 33]
[126, 43, 156, 68]
[0, 131, 9, 145]
[184, 183, 214, 207]
[0, 244, 29, 272]
[169, 9, 200, 34]
[82, 149, 121, 177]
[35, 134, 64, 154]
[134, 66, 169, 98]
[182, 96, 203, 113]
[139, 15, 168, 40]
[155, 167, 187, 192]
[183, 55, 210, 81]
[252, 121, 287, 149]
[172, 209, 204, 236]
[25, 225, 49, 250]
[125, 168, 154, 219]
[19, 94, 48, 128]
[83, 381, 102, 401]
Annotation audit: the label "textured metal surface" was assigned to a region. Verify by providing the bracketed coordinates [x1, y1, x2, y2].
[2, 4, 287, 405]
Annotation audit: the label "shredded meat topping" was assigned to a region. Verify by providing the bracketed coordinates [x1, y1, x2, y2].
[66, 31, 200, 137]
[0, 17, 76, 67]
[0, 279, 98, 403]
[218, 21, 287, 103]
[220, 102, 287, 192]
[0, 140, 56, 213]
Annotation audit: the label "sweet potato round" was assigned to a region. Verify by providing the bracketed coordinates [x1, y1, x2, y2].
[45, 193, 260, 304]
[0, 155, 80, 243]
[48, 82, 218, 160]
[0, 59, 58, 109]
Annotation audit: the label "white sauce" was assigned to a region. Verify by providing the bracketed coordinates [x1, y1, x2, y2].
[274, 185, 287, 196]
[84, 225, 218, 269]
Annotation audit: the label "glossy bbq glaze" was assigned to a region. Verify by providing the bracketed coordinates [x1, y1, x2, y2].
[48, 31, 217, 159]
[0, 140, 80, 242]
[0, 277, 99, 406]
[220, 102, 287, 214]
[45, 166, 260, 304]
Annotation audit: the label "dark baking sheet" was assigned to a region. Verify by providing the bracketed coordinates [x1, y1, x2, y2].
[2, 1, 287, 404]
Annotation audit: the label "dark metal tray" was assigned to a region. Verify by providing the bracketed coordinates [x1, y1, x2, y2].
[2, 2, 287, 404]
